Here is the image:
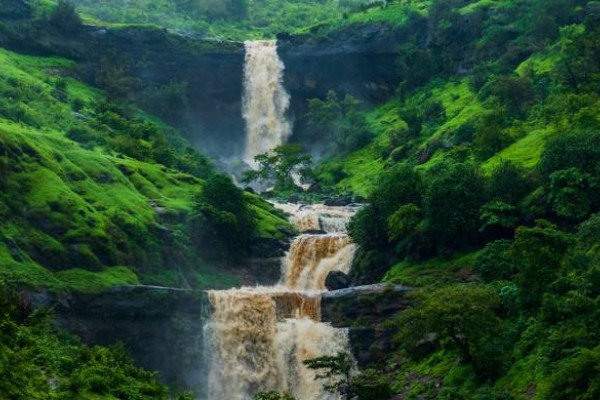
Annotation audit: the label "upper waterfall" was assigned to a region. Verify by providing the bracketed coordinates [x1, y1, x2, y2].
[243, 40, 292, 164]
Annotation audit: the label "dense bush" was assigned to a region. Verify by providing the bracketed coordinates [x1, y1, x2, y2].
[47, 0, 82, 33]
[189, 175, 256, 261]
[306, 91, 373, 155]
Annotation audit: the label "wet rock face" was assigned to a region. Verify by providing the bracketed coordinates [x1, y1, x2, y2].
[277, 24, 417, 147]
[325, 270, 350, 291]
[321, 284, 413, 366]
[30, 286, 210, 396]
[75, 28, 247, 158]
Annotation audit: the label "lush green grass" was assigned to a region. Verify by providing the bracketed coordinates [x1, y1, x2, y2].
[55, 267, 140, 293]
[482, 127, 555, 172]
[384, 251, 479, 286]
[247, 193, 295, 240]
[64, 0, 352, 39]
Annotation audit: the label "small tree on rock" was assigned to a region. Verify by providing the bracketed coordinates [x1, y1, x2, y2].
[243, 144, 312, 191]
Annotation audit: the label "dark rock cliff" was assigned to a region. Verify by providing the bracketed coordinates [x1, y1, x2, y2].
[278, 23, 425, 148]
[321, 284, 413, 366]
[29, 286, 210, 396]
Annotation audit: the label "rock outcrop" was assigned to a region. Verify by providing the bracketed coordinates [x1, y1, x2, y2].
[29, 286, 210, 396]
[321, 284, 413, 366]
[325, 270, 351, 291]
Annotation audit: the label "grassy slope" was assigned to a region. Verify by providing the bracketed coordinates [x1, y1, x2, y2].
[64, 0, 345, 40]
[0, 47, 290, 292]
[325, 33, 599, 195]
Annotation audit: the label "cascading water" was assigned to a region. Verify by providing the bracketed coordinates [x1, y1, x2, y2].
[243, 40, 291, 165]
[205, 204, 359, 400]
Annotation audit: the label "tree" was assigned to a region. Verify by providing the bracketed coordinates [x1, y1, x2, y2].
[549, 167, 599, 221]
[243, 144, 312, 191]
[303, 352, 353, 398]
[541, 346, 600, 400]
[350, 165, 423, 251]
[189, 175, 256, 260]
[538, 130, 600, 180]
[306, 91, 371, 154]
[510, 220, 574, 309]
[47, 0, 82, 33]
[474, 240, 516, 282]
[423, 163, 487, 255]
[479, 200, 519, 238]
[394, 285, 502, 377]
[387, 203, 421, 242]
[253, 392, 295, 400]
[350, 369, 392, 400]
[488, 160, 530, 205]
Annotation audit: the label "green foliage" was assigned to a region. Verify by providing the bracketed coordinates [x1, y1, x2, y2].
[388, 203, 421, 242]
[253, 391, 295, 400]
[55, 267, 140, 294]
[479, 201, 519, 237]
[510, 221, 574, 310]
[423, 163, 486, 255]
[538, 130, 600, 179]
[243, 144, 312, 191]
[549, 167, 599, 221]
[0, 282, 168, 399]
[474, 240, 516, 282]
[558, 12, 600, 92]
[303, 352, 353, 397]
[394, 285, 502, 378]
[540, 345, 600, 400]
[306, 91, 372, 155]
[47, 0, 82, 33]
[0, 47, 283, 291]
[67, 0, 365, 39]
[190, 174, 256, 261]
[63, 344, 167, 398]
[351, 369, 392, 400]
[487, 161, 530, 205]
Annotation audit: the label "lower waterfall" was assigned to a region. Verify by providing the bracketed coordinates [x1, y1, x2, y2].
[205, 204, 358, 400]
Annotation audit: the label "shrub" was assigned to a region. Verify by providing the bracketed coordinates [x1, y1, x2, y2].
[474, 240, 516, 282]
[47, 0, 82, 33]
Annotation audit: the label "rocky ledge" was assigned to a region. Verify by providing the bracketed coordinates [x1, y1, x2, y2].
[29, 286, 210, 395]
[321, 284, 413, 366]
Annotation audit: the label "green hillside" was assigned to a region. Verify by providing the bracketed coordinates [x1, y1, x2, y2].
[0, 45, 290, 293]
[307, 1, 600, 399]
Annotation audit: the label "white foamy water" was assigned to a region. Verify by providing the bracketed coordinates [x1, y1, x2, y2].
[205, 204, 359, 399]
[243, 40, 291, 165]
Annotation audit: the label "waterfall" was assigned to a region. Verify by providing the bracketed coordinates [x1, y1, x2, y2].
[205, 204, 359, 400]
[243, 40, 291, 165]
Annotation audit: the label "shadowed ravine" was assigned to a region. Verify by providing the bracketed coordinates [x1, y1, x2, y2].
[205, 204, 359, 400]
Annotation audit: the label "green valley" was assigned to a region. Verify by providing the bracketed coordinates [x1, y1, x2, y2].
[1, 0, 600, 398]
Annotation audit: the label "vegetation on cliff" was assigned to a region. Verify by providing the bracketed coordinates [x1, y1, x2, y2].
[299, 1, 600, 399]
[0, 2, 292, 294]
[0, 283, 177, 399]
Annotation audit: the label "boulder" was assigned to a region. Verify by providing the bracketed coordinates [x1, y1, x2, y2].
[325, 270, 350, 291]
